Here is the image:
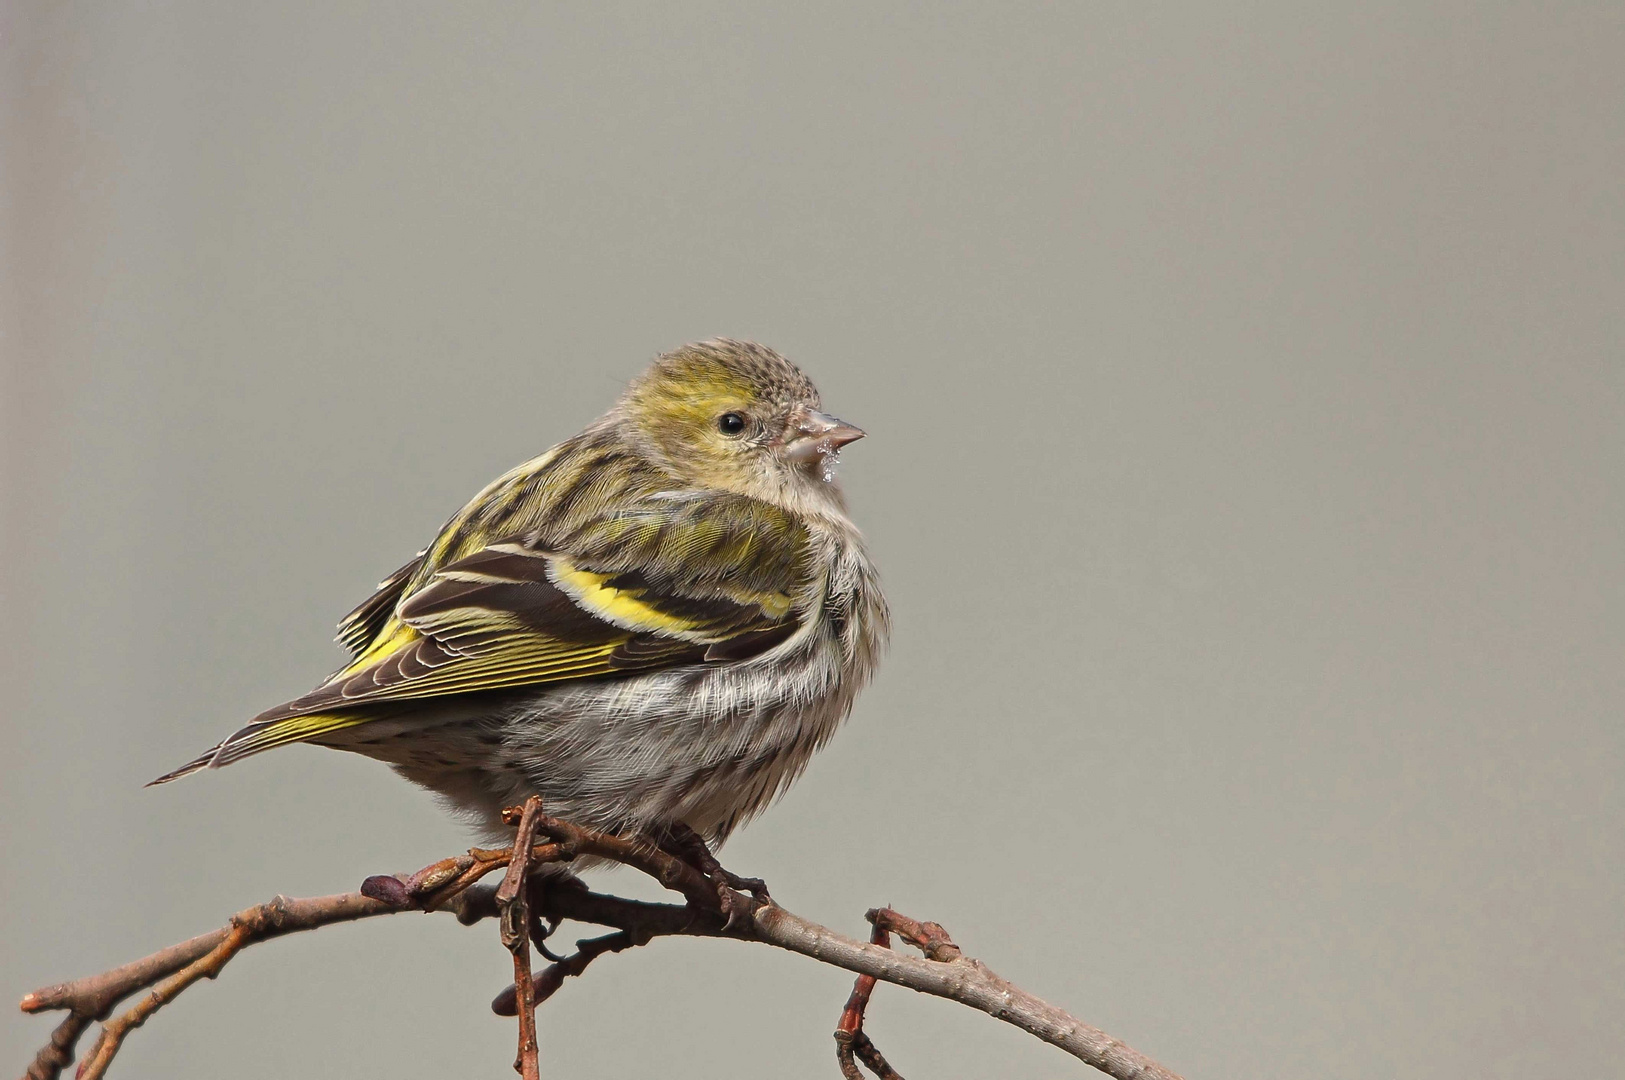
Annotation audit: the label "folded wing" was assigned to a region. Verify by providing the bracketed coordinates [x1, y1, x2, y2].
[150, 493, 808, 782]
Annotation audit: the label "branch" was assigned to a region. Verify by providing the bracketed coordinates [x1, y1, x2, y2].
[17, 817, 1183, 1080]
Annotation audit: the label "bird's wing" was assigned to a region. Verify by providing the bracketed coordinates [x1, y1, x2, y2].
[151, 493, 809, 779]
[334, 550, 427, 656]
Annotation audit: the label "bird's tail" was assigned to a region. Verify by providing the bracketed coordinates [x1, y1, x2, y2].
[147, 712, 368, 786]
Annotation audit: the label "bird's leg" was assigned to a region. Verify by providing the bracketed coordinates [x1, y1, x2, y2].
[661, 822, 771, 929]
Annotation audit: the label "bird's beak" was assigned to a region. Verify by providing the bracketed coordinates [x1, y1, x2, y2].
[781, 406, 866, 463]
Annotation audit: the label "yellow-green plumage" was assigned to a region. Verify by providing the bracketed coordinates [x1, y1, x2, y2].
[153, 340, 887, 847]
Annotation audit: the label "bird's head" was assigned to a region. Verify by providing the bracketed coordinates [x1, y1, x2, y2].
[618, 339, 865, 511]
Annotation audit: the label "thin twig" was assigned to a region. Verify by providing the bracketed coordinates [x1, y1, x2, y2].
[20, 1013, 88, 1080]
[867, 909, 960, 962]
[76, 922, 253, 1080]
[490, 930, 645, 1016]
[18, 880, 498, 1079]
[851, 1032, 904, 1080]
[496, 798, 546, 1080]
[755, 903, 1179, 1080]
[835, 923, 904, 1079]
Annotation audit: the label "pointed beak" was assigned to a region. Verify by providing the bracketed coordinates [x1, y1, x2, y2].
[781, 406, 866, 463]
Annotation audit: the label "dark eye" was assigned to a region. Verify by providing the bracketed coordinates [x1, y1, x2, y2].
[717, 412, 747, 437]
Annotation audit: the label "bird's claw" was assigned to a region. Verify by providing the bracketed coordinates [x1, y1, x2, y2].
[716, 882, 753, 932]
[719, 871, 771, 907]
[524, 867, 589, 958]
[661, 823, 772, 929]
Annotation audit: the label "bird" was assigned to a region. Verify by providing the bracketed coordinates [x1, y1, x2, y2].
[152, 339, 888, 897]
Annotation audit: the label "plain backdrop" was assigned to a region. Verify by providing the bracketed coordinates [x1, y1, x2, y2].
[3, 4, 1621, 1078]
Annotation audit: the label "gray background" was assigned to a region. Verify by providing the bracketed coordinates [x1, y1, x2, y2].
[3, 3, 1621, 1078]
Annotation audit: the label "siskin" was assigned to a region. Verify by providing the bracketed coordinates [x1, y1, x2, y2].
[154, 340, 888, 876]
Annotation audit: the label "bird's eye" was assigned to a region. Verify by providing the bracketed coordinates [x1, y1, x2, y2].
[717, 412, 747, 437]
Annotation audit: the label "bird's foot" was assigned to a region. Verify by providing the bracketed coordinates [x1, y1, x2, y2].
[662, 822, 771, 931]
[525, 868, 589, 961]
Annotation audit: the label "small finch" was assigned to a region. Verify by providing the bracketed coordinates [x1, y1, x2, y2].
[154, 340, 888, 882]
